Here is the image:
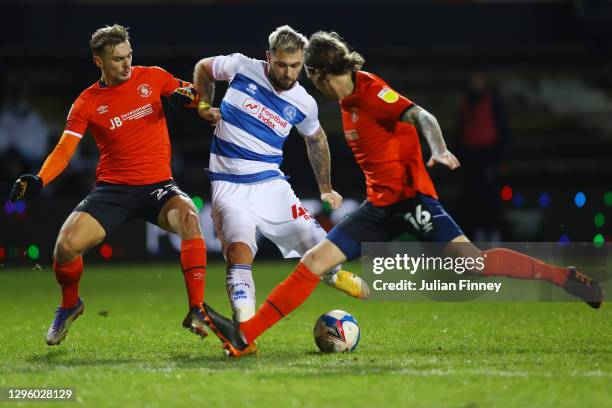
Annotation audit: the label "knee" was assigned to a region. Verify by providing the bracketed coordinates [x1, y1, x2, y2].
[301, 247, 327, 276]
[54, 236, 82, 262]
[226, 242, 253, 265]
[179, 207, 202, 239]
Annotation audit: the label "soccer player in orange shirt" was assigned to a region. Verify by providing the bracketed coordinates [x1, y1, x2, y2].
[9, 24, 217, 346]
[201, 31, 604, 357]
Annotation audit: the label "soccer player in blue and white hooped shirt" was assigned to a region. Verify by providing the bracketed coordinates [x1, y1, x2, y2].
[193, 26, 370, 327]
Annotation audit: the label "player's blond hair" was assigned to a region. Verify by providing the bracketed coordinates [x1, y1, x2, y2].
[304, 31, 364, 79]
[268, 25, 308, 54]
[90, 24, 130, 56]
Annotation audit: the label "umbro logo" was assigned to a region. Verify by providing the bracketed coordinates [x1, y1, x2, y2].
[97, 105, 109, 114]
[232, 289, 248, 300]
[404, 204, 433, 233]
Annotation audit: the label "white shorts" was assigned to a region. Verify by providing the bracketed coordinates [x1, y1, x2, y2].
[211, 179, 327, 258]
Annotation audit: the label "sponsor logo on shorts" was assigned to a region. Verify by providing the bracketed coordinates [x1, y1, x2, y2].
[291, 204, 313, 220]
[404, 204, 433, 233]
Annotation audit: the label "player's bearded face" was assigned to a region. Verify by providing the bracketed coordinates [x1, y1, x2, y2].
[96, 41, 133, 85]
[267, 50, 304, 90]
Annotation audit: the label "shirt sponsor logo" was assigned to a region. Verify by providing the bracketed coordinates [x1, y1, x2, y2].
[122, 103, 154, 121]
[97, 105, 109, 115]
[242, 98, 261, 114]
[257, 106, 288, 130]
[377, 87, 400, 103]
[138, 83, 152, 98]
[241, 98, 288, 130]
[109, 103, 154, 129]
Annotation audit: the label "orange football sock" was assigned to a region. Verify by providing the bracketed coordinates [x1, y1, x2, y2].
[240, 262, 320, 344]
[181, 238, 206, 308]
[54, 256, 83, 308]
[483, 248, 569, 286]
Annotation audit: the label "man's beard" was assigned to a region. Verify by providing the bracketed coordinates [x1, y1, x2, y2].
[268, 70, 295, 90]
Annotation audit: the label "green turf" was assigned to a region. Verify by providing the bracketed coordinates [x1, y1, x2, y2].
[0, 262, 610, 408]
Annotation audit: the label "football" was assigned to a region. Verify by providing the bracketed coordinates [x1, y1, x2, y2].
[313, 310, 360, 353]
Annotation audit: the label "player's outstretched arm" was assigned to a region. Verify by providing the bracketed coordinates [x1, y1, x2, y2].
[9, 132, 81, 202]
[401, 105, 460, 170]
[304, 127, 343, 209]
[193, 57, 221, 124]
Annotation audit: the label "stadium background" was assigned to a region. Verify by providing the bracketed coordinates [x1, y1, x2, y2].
[1, 0, 612, 263]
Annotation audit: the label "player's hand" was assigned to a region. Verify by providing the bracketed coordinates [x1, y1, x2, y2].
[169, 86, 199, 108]
[427, 150, 460, 170]
[198, 107, 222, 125]
[9, 174, 42, 202]
[321, 190, 343, 210]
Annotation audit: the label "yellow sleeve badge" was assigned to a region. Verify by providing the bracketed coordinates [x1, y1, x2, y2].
[377, 87, 400, 103]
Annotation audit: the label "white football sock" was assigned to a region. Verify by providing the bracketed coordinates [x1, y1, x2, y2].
[226, 264, 256, 322]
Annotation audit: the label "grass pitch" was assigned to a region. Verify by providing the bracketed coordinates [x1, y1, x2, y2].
[0, 262, 610, 407]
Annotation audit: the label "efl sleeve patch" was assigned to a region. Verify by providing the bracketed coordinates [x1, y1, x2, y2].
[377, 87, 400, 103]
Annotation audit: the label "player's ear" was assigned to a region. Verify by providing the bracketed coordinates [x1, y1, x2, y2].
[266, 51, 272, 63]
[93, 55, 103, 68]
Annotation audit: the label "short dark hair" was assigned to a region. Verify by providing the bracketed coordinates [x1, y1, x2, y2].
[304, 31, 364, 78]
[89, 24, 130, 56]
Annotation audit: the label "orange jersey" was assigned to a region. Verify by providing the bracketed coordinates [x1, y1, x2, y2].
[64, 66, 185, 185]
[339, 71, 438, 206]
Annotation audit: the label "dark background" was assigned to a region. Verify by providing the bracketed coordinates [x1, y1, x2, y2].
[1, 0, 611, 263]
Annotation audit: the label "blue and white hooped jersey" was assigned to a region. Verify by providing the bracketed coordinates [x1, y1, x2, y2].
[208, 53, 321, 183]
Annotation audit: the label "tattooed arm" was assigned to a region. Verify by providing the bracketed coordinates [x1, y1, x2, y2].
[304, 127, 343, 209]
[401, 105, 460, 169]
[193, 57, 221, 124]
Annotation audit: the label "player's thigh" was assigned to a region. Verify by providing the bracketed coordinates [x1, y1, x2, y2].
[255, 179, 325, 258]
[326, 201, 390, 262]
[301, 239, 348, 276]
[57, 184, 138, 257]
[72, 183, 138, 237]
[211, 195, 259, 258]
[55, 211, 106, 257]
[157, 194, 202, 238]
[288, 221, 328, 256]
